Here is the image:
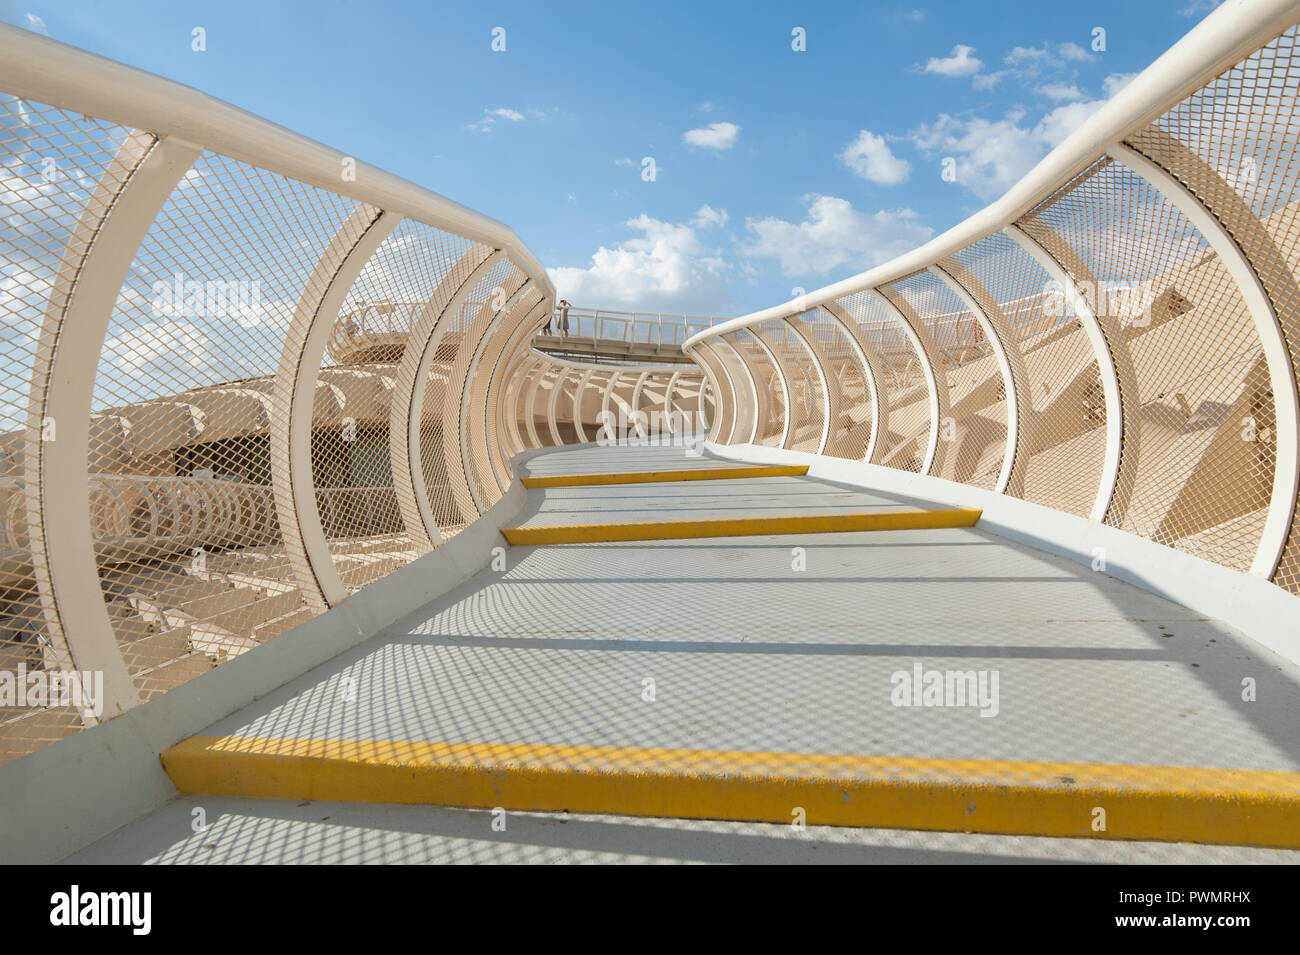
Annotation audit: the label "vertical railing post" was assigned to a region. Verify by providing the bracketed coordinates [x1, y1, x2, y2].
[24, 133, 201, 720]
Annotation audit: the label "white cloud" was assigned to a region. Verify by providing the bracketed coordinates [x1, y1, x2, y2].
[1035, 99, 1106, 147]
[23, 12, 47, 34]
[1001, 43, 1089, 90]
[614, 157, 635, 167]
[920, 38, 1093, 94]
[548, 214, 729, 310]
[469, 107, 529, 133]
[683, 121, 740, 150]
[911, 110, 1040, 199]
[1179, 0, 1222, 17]
[741, 195, 932, 276]
[1057, 41, 1092, 62]
[1037, 82, 1084, 102]
[697, 101, 715, 112]
[840, 130, 910, 185]
[691, 204, 729, 229]
[972, 71, 1007, 91]
[1102, 72, 1138, 97]
[1004, 45, 1049, 68]
[921, 44, 983, 78]
[909, 99, 1112, 199]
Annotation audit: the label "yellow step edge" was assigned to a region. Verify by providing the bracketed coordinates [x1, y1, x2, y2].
[521, 464, 809, 488]
[502, 507, 981, 545]
[161, 736, 1300, 848]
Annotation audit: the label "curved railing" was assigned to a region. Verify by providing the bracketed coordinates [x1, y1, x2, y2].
[7, 0, 1300, 766]
[497, 351, 710, 450]
[537, 305, 726, 349]
[0, 24, 584, 760]
[684, 0, 1300, 607]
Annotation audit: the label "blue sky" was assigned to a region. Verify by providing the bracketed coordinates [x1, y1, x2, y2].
[3, 0, 1226, 317]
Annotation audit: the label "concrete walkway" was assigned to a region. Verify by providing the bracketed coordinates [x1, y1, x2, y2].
[68, 442, 1300, 861]
[66, 796, 1300, 864]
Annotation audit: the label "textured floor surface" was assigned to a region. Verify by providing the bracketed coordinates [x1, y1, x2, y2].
[64, 796, 1300, 865]
[68, 442, 1300, 863]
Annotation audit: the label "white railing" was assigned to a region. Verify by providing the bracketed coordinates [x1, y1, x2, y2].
[0, 22, 570, 758]
[540, 306, 726, 348]
[683, 0, 1300, 600]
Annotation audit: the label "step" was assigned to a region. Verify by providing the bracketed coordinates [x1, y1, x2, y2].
[502, 507, 982, 545]
[160, 736, 1300, 850]
[521, 465, 808, 488]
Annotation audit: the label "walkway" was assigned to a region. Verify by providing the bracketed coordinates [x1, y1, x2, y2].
[67, 443, 1300, 862]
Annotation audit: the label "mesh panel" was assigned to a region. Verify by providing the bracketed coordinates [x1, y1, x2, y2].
[783, 315, 829, 453]
[515, 359, 546, 449]
[801, 309, 870, 461]
[553, 367, 581, 444]
[700, 345, 737, 443]
[606, 370, 640, 440]
[0, 99, 136, 761]
[484, 310, 545, 485]
[717, 335, 759, 445]
[733, 329, 784, 447]
[472, 296, 546, 502]
[1130, 24, 1300, 590]
[954, 233, 1105, 514]
[89, 152, 355, 697]
[494, 350, 527, 457]
[632, 370, 658, 436]
[696, 373, 715, 433]
[533, 364, 564, 447]
[1023, 158, 1267, 571]
[319, 219, 478, 589]
[667, 372, 695, 432]
[419, 258, 519, 536]
[834, 289, 931, 472]
[888, 269, 1006, 488]
[752, 321, 803, 449]
[580, 369, 613, 442]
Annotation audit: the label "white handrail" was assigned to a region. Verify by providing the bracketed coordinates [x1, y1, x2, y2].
[0, 24, 555, 302]
[684, 0, 1299, 346]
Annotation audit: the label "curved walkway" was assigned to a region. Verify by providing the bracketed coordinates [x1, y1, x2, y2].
[68, 442, 1300, 862]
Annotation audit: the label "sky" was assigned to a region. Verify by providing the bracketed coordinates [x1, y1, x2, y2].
[1, 0, 1229, 318]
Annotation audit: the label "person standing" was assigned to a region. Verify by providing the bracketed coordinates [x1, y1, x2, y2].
[559, 299, 571, 337]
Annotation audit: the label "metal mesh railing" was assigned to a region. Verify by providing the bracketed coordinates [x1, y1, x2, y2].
[538, 306, 724, 348]
[683, 2, 1300, 603]
[5, 2, 1300, 766]
[0, 25, 577, 763]
[495, 353, 706, 452]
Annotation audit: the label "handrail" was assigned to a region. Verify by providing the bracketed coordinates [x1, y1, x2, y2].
[541, 305, 727, 347]
[0, 24, 555, 303]
[0, 23, 570, 748]
[681, 0, 1300, 598]
[684, 0, 1300, 346]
